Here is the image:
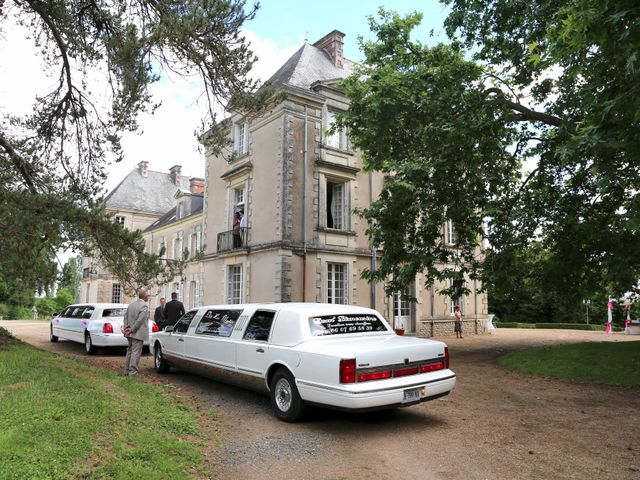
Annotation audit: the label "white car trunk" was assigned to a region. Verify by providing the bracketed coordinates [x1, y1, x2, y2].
[302, 334, 446, 368]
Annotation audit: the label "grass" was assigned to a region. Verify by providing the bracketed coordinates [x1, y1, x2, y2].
[499, 341, 640, 388]
[0, 329, 217, 479]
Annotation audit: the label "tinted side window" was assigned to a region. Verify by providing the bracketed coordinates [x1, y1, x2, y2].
[71, 307, 87, 318]
[174, 310, 197, 333]
[82, 307, 95, 319]
[61, 307, 74, 317]
[102, 308, 127, 318]
[195, 310, 241, 337]
[243, 311, 275, 342]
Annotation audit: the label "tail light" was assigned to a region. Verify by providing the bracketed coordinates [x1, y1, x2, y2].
[420, 362, 444, 373]
[445, 347, 449, 369]
[340, 359, 356, 383]
[102, 323, 114, 334]
[358, 370, 392, 382]
[151, 322, 159, 333]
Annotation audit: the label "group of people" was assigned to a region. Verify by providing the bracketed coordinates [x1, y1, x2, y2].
[122, 289, 184, 377]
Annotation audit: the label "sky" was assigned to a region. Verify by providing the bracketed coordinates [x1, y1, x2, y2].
[0, 1, 451, 194]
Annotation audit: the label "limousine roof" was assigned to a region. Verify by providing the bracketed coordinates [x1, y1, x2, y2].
[195, 302, 380, 316]
[193, 303, 387, 347]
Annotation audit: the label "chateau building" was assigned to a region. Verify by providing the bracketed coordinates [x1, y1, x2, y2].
[200, 30, 488, 334]
[83, 30, 488, 336]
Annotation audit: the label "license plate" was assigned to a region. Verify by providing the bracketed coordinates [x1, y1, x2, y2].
[403, 387, 421, 403]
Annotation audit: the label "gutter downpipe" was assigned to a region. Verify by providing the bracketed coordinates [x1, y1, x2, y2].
[370, 172, 376, 309]
[302, 105, 308, 302]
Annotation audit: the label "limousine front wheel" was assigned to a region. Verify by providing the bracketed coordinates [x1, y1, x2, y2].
[154, 344, 170, 374]
[270, 368, 305, 422]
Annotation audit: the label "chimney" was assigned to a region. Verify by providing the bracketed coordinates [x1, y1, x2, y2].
[189, 177, 205, 195]
[313, 30, 345, 68]
[169, 165, 182, 186]
[137, 161, 149, 177]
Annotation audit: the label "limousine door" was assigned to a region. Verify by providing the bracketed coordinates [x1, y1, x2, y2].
[163, 310, 197, 358]
[236, 310, 276, 380]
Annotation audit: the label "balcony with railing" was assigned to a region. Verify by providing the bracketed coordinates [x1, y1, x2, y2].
[217, 227, 250, 253]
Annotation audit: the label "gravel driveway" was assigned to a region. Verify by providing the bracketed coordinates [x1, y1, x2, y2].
[2, 320, 639, 480]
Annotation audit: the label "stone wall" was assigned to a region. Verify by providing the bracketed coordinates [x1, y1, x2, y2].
[417, 316, 490, 337]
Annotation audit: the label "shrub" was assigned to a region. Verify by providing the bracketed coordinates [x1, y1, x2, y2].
[0, 303, 9, 319]
[8, 306, 33, 320]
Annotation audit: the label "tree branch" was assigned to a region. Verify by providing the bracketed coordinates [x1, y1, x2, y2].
[0, 131, 37, 193]
[485, 87, 563, 127]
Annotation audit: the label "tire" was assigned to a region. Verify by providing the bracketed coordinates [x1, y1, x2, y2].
[154, 343, 170, 374]
[270, 368, 305, 422]
[50, 324, 58, 343]
[84, 332, 96, 355]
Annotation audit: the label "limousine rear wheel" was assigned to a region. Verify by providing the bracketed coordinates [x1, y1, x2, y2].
[270, 368, 305, 422]
[50, 325, 58, 343]
[84, 332, 96, 355]
[154, 344, 170, 374]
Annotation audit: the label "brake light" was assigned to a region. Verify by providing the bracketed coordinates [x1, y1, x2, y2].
[419, 362, 444, 373]
[394, 366, 419, 377]
[445, 347, 449, 369]
[358, 370, 392, 382]
[102, 323, 114, 334]
[340, 359, 356, 383]
[151, 322, 159, 333]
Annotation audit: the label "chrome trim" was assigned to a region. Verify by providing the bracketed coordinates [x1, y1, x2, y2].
[297, 374, 456, 395]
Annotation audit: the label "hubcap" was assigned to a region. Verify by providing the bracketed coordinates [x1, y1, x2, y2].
[155, 349, 161, 368]
[274, 377, 292, 412]
[85, 335, 91, 351]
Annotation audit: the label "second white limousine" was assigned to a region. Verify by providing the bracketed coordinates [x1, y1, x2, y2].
[151, 303, 456, 421]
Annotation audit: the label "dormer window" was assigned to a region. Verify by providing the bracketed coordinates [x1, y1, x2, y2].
[233, 121, 249, 156]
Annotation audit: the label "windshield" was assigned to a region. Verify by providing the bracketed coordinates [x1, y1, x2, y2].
[308, 314, 388, 337]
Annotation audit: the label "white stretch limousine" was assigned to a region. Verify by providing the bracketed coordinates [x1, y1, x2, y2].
[50, 303, 159, 354]
[151, 303, 456, 421]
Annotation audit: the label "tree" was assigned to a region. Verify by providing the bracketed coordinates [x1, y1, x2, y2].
[339, 3, 640, 304]
[0, 0, 262, 295]
[59, 257, 80, 295]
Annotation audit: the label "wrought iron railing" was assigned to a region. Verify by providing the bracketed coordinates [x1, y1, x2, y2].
[217, 227, 249, 252]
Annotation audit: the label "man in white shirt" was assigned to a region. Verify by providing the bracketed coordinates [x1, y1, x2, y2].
[239, 208, 247, 246]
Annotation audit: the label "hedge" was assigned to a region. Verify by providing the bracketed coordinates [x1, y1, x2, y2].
[496, 322, 624, 332]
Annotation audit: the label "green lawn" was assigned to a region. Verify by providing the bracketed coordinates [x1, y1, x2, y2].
[0, 332, 218, 479]
[499, 341, 640, 388]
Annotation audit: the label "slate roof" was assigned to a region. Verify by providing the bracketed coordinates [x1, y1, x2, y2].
[264, 42, 356, 91]
[144, 195, 204, 232]
[105, 169, 189, 214]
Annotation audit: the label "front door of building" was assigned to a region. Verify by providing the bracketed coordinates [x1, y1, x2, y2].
[393, 289, 411, 332]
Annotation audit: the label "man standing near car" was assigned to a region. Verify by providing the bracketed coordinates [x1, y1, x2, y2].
[154, 297, 167, 330]
[123, 288, 149, 377]
[164, 291, 185, 327]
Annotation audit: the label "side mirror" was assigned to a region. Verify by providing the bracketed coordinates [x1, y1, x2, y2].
[165, 325, 174, 333]
[52, 312, 59, 317]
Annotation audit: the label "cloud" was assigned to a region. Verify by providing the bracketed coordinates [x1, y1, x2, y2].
[1, 19, 303, 192]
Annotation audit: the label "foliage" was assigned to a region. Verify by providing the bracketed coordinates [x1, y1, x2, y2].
[35, 296, 57, 317]
[340, 3, 640, 302]
[0, 0, 261, 295]
[499, 341, 640, 388]
[0, 343, 212, 478]
[54, 287, 75, 312]
[58, 257, 80, 297]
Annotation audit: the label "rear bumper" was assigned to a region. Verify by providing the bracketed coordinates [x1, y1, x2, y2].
[297, 372, 456, 411]
[90, 333, 151, 347]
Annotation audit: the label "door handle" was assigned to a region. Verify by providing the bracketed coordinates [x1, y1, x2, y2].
[178, 338, 184, 342]
[256, 347, 264, 353]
